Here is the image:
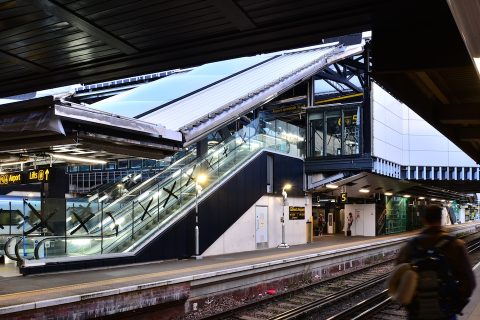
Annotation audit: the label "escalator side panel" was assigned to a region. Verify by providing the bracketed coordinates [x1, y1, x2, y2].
[136, 152, 304, 261]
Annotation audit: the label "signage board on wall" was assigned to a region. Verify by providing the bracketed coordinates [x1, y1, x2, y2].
[340, 192, 348, 203]
[0, 172, 22, 185]
[289, 206, 305, 220]
[0, 168, 52, 186]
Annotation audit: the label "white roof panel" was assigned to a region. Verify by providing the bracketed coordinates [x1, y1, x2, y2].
[140, 46, 338, 131]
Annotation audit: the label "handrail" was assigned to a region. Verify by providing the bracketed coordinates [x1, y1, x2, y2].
[34, 234, 117, 259]
[4, 236, 20, 261]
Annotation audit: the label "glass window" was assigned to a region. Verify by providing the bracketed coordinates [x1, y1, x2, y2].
[308, 106, 361, 157]
[105, 162, 116, 170]
[117, 159, 128, 169]
[130, 159, 142, 169]
[309, 114, 324, 157]
[325, 111, 342, 156]
[91, 164, 103, 171]
[79, 165, 90, 172]
[343, 108, 360, 155]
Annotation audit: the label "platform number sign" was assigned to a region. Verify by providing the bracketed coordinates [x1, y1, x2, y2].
[340, 192, 348, 203]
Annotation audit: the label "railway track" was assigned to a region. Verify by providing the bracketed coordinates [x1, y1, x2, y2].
[195, 230, 480, 320]
[326, 234, 480, 320]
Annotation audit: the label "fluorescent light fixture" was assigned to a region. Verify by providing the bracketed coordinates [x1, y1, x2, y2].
[359, 188, 370, 193]
[474, 57, 480, 75]
[384, 192, 393, 196]
[49, 153, 107, 164]
[326, 184, 339, 189]
[403, 194, 411, 198]
[0, 160, 29, 166]
[431, 198, 437, 201]
[98, 194, 109, 202]
[133, 174, 142, 182]
[330, 199, 336, 202]
[419, 196, 425, 200]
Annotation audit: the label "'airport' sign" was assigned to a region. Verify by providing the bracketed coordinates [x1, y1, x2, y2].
[0, 168, 52, 185]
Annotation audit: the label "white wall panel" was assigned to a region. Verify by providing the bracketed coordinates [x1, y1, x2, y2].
[409, 135, 449, 151]
[203, 195, 312, 256]
[448, 152, 476, 166]
[373, 138, 402, 163]
[409, 151, 449, 166]
[372, 82, 479, 167]
[407, 119, 443, 136]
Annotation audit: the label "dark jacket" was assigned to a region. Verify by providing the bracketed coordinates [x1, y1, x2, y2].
[397, 226, 476, 316]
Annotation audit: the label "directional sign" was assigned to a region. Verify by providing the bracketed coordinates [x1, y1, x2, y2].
[0, 172, 22, 185]
[0, 168, 53, 186]
[26, 168, 51, 183]
[340, 192, 348, 203]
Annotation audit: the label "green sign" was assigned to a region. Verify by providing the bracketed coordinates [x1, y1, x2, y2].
[289, 206, 305, 220]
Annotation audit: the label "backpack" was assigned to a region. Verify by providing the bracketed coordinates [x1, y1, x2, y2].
[407, 235, 460, 319]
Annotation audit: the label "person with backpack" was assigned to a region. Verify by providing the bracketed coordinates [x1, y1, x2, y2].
[394, 204, 476, 319]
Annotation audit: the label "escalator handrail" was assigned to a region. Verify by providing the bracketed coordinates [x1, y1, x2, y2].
[34, 234, 117, 259]
[66, 146, 198, 235]
[4, 236, 20, 261]
[69, 123, 255, 236]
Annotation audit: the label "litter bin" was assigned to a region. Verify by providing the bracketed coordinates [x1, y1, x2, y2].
[306, 220, 313, 243]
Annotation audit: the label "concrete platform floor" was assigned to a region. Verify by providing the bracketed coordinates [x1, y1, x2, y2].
[0, 223, 475, 316]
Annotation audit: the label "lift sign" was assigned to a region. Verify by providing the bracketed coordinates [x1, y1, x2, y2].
[27, 169, 50, 183]
[0, 173, 22, 185]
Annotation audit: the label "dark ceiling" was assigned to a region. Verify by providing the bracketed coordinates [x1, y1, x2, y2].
[1, 0, 480, 162]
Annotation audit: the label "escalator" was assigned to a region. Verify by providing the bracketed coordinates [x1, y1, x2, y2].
[24, 118, 303, 266]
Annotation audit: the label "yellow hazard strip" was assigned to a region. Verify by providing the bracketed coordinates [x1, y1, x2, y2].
[314, 92, 363, 105]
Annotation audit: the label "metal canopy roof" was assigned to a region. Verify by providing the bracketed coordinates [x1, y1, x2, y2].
[1, 0, 480, 162]
[0, 96, 182, 163]
[313, 172, 470, 201]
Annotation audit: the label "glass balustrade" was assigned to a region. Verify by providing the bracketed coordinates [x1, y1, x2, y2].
[2, 118, 304, 261]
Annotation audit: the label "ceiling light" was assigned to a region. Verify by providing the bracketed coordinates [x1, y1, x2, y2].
[98, 194, 109, 202]
[49, 153, 107, 164]
[418, 196, 425, 200]
[474, 57, 480, 76]
[384, 192, 393, 196]
[325, 184, 339, 189]
[359, 188, 370, 193]
[431, 198, 437, 201]
[403, 194, 411, 198]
